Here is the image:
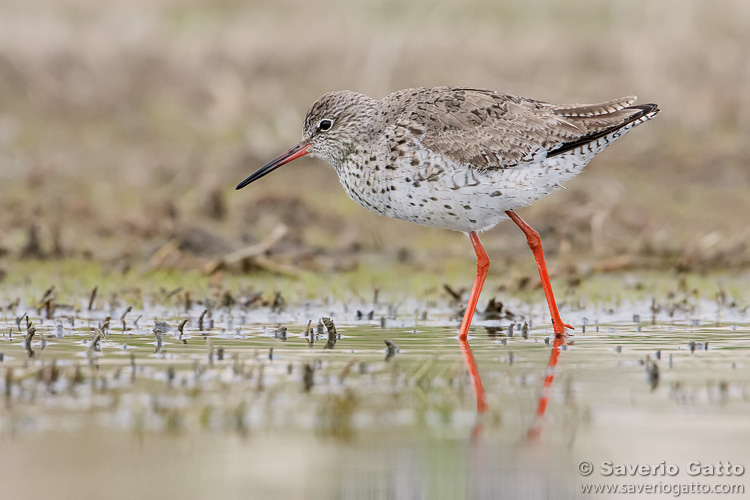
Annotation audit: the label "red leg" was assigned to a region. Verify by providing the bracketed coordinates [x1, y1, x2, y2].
[506, 210, 571, 338]
[458, 231, 489, 413]
[527, 336, 565, 440]
[458, 232, 490, 341]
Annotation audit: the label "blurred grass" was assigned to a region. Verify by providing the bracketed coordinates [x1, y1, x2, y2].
[1, 0, 749, 282]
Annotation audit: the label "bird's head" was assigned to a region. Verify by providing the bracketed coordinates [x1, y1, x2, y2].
[236, 91, 377, 190]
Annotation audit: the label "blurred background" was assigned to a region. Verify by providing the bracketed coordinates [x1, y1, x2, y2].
[1, 0, 749, 282]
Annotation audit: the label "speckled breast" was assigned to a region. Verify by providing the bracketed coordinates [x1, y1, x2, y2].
[333, 149, 595, 234]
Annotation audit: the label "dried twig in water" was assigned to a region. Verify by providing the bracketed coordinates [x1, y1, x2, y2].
[38, 286, 56, 319]
[88, 286, 98, 311]
[207, 338, 214, 368]
[384, 339, 400, 362]
[121, 306, 132, 332]
[305, 321, 314, 347]
[89, 328, 103, 355]
[5, 368, 13, 406]
[177, 319, 188, 343]
[153, 327, 163, 354]
[24, 326, 36, 358]
[198, 309, 208, 332]
[15, 313, 27, 333]
[322, 317, 337, 350]
[302, 363, 314, 392]
[101, 317, 111, 338]
[646, 360, 660, 391]
[273, 326, 288, 341]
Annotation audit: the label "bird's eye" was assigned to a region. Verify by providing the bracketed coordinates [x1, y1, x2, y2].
[318, 119, 333, 131]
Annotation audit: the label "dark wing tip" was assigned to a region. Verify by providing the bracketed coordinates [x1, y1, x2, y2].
[546, 102, 659, 158]
[628, 103, 660, 118]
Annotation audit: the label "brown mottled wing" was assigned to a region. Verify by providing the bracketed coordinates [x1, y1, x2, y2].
[383, 87, 653, 170]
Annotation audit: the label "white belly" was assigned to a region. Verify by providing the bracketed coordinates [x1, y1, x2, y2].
[335, 149, 594, 233]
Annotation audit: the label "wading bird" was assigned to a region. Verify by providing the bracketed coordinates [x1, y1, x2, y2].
[237, 87, 659, 412]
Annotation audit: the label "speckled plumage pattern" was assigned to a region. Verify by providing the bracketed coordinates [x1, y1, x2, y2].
[289, 87, 659, 233]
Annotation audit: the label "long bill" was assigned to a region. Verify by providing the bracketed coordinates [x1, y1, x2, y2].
[236, 141, 312, 190]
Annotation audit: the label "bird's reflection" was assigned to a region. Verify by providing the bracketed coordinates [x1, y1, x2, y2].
[460, 331, 569, 443]
[459, 335, 488, 415]
[527, 336, 567, 440]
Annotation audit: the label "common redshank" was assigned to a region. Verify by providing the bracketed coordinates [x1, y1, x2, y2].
[237, 87, 659, 412]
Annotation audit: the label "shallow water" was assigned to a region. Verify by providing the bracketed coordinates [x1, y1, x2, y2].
[1, 291, 749, 499]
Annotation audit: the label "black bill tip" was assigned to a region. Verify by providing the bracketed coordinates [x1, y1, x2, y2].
[235, 142, 312, 190]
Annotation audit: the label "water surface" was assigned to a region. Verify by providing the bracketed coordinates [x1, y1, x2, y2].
[1, 290, 748, 499]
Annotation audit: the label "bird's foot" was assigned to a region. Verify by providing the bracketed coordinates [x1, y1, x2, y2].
[552, 322, 574, 339]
